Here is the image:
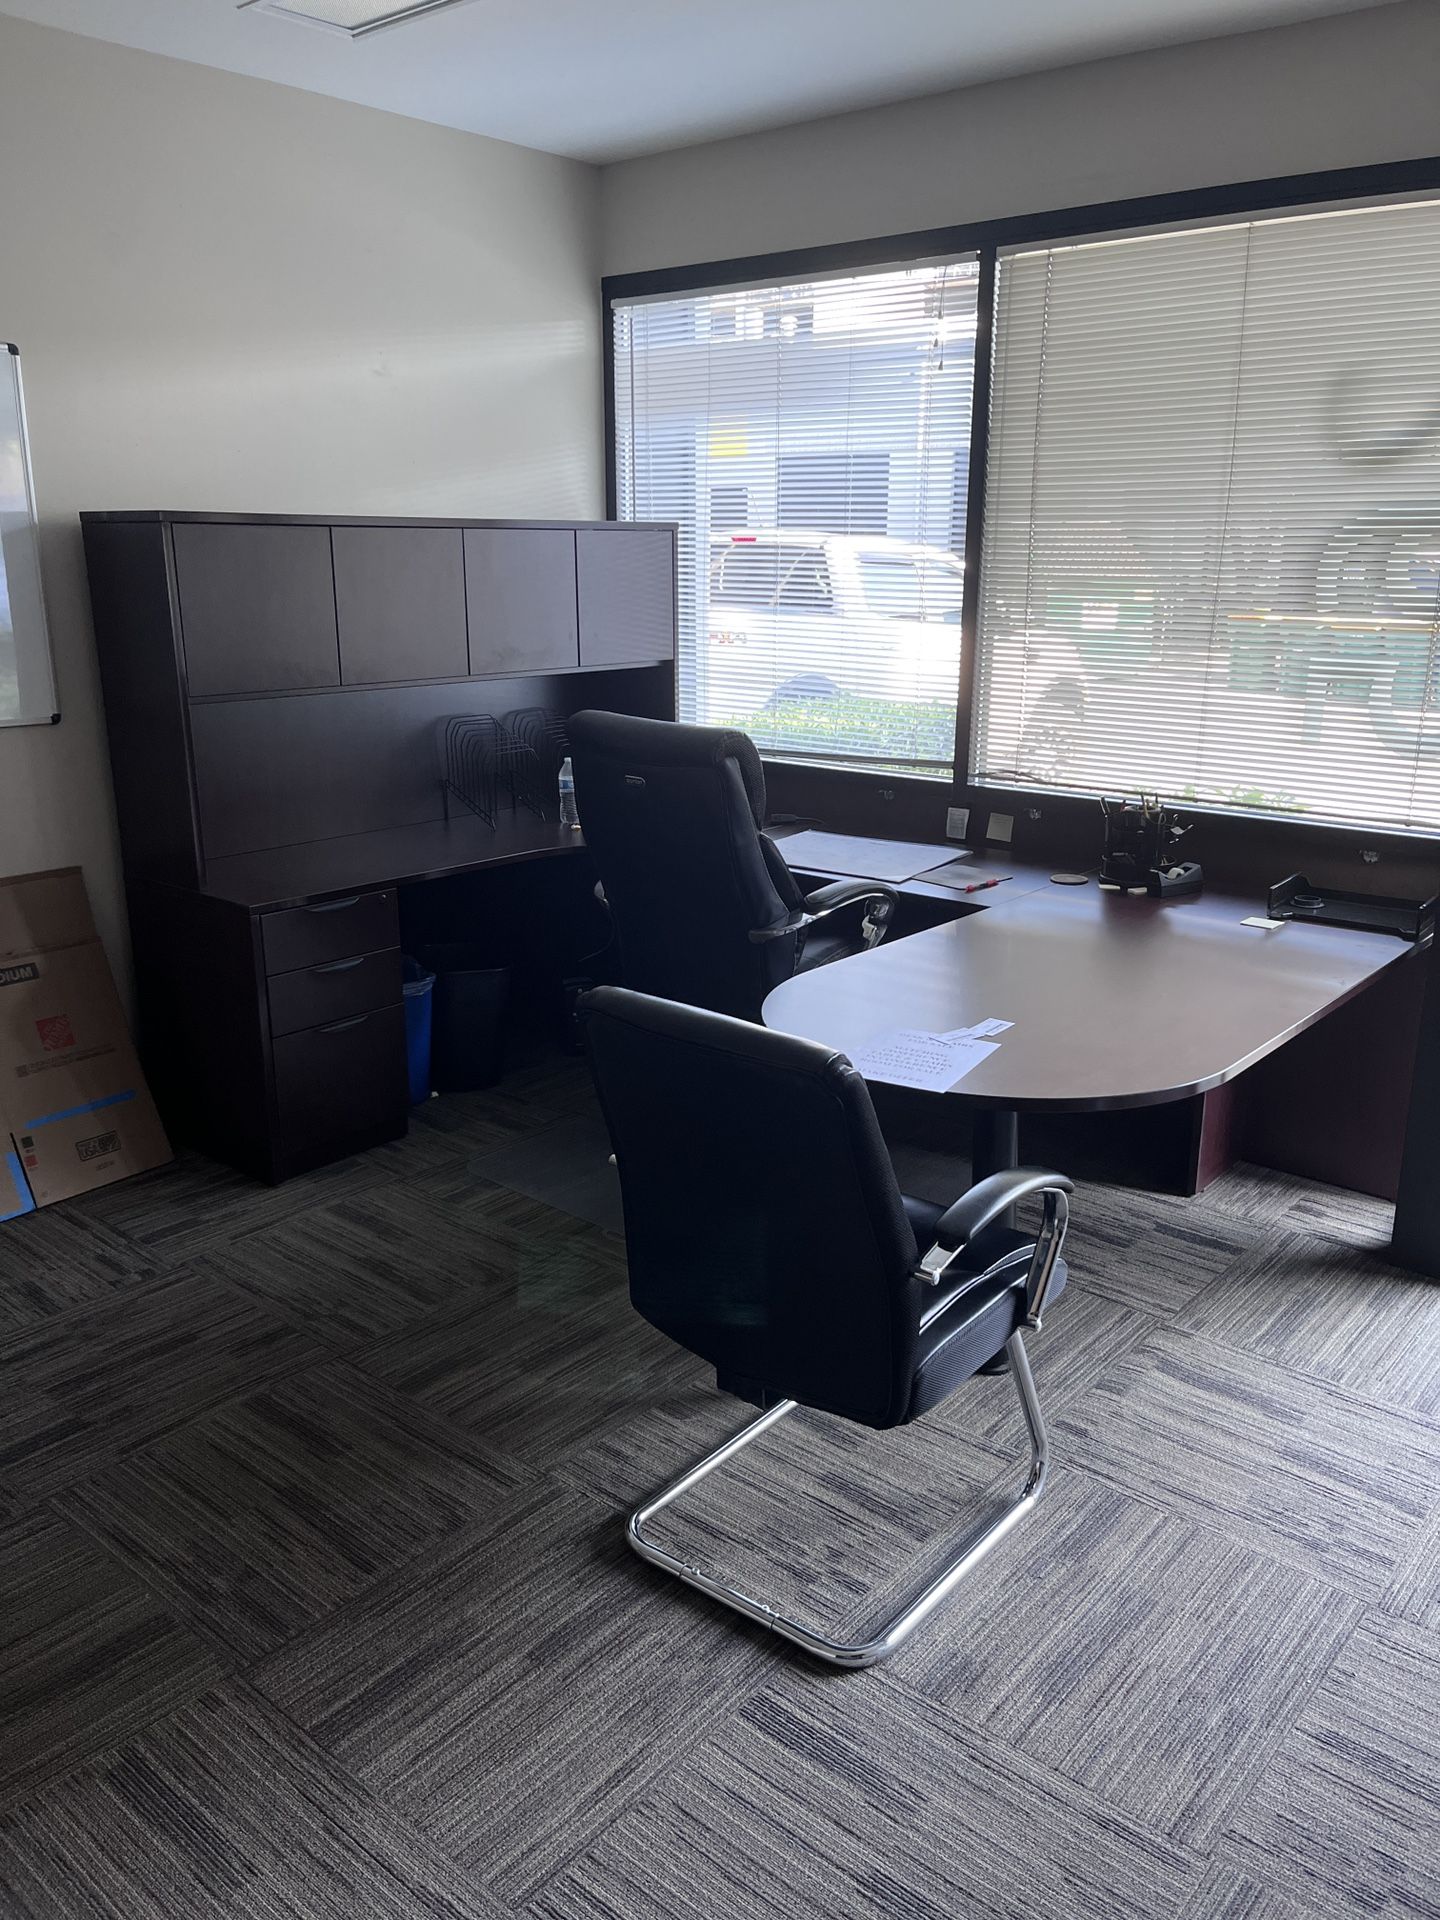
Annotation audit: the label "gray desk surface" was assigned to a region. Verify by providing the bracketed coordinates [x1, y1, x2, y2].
[763, 877, 1414, 1112]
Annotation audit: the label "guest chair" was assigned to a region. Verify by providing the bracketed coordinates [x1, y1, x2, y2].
[578, 984, 1073, 1669]
[569, 711, 899, 1020]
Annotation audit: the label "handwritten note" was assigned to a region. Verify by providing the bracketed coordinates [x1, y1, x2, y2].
[848, 1029, 1001, 1093]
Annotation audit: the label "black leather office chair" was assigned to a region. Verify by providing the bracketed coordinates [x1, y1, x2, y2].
[579, 984, 1073, 1669]
[569, 711, 899, 1020]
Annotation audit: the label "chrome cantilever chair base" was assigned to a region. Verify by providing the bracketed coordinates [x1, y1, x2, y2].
[626, 1330, 1049, 1670]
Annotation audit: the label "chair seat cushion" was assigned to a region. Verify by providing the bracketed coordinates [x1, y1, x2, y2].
[796, 922, 864, 972]
[900, 1190, 1067, 1423]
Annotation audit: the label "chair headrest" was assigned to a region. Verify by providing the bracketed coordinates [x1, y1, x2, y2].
[577, 983, 851, 1083]
[569, 711, 767, 828]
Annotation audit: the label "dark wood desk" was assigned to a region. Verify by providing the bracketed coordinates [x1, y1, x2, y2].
[199, 815, 587, 912]
[763, 881, 1415, 1184]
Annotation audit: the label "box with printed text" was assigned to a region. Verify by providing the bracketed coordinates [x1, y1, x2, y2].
[0, 867, 170, 1219]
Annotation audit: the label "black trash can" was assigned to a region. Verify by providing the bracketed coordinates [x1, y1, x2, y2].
[418, 944, 511, 1091]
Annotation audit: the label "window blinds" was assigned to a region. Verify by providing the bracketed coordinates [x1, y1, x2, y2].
[974, 198, 1440, 832]
[613, 260, 978, 775]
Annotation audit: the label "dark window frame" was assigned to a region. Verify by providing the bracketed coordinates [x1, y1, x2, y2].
[603, 153, 1440, 846]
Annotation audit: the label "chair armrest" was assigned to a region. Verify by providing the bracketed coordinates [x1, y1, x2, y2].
[917, 1165, 1074, 1333]
[749, 878, 899, 946]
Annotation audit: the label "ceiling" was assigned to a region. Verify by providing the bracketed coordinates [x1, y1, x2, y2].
[0, 0, 1399, 164]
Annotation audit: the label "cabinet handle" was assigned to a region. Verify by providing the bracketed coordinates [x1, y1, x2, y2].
[316, 1013, 369, 1035]
[310, 956, 365, 974]
[303, 896, 362, 914]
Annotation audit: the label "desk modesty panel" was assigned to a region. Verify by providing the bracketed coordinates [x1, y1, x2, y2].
[763, 884, 1413, 1113]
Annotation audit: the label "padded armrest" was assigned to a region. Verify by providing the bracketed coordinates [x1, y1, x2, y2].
[918, 1166, 1074, 1331]
[931, 1167, 1074, 1252]
[802, 878, 899, 916]
[749, 878, 899, 945]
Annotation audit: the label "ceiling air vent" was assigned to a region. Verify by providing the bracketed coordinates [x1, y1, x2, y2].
[237, 0, 474, 37]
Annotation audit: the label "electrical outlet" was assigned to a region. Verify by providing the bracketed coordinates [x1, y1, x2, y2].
[946, 806, 970, 840]
[987, 812, 1014, 845]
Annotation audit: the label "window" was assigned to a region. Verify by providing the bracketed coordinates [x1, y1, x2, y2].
[973, 197, 1440, 831]
[777, 453, 890, 535]
[613, 259, 979, 776]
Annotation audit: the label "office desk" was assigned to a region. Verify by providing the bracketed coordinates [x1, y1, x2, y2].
[131, 817, 594, 1184]
[763, 881, 1414, 1182]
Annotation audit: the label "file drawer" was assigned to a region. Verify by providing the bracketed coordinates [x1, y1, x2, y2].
[266, 947, 401, 1039]
[271, 1003, 406, 1149]
[261, 890, 398, 975]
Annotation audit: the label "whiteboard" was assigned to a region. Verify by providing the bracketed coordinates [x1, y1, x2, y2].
[0, 347, 58, 727]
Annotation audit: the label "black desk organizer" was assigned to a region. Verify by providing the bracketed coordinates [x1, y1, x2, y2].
[440, 710, 569, 827]
[1268, 872, 1437, 943]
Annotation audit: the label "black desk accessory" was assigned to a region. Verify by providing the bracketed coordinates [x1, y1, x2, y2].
[503, 708, 570, 821]
[1098, 794, 1203, 899]
[1268, 873, 1436, 942]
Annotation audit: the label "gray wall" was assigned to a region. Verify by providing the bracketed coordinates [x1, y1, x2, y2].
[600, 1, 1440, 273]
[0, 12, 602, 979]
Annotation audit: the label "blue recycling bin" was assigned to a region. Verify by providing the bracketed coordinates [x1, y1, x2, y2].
[401, 957, 435, 1105]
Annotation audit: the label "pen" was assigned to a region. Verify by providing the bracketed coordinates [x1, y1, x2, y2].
[962, 877, 1001, 894]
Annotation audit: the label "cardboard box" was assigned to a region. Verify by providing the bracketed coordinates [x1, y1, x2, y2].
[0, 867, 170, 1220]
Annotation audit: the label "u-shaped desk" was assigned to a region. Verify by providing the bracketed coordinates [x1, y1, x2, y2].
[762, 873, 1417, 1187]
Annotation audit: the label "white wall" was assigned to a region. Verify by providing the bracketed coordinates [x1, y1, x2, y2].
[601, 0, 1440, 273]
[0, 12, 602, 980]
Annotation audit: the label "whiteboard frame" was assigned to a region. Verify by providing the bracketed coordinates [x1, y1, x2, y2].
[0, 344, 59, 728]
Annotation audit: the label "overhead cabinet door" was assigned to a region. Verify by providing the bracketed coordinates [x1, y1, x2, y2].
[173, 523, 340, 696]
[334, 526, 468, 686]
[464, 528, 579, 675]
[576, 528, 675, 667]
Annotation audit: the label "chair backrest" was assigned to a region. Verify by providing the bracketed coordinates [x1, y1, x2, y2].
[579, 984, 924, 1430]
[569, 710, 804, 1020]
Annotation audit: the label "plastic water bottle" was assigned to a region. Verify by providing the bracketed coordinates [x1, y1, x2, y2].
[558, 756, 579, 829]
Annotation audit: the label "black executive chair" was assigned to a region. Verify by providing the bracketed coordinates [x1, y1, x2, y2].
[579, 985, 1073, 1669]
[568, 711, 899, 1020]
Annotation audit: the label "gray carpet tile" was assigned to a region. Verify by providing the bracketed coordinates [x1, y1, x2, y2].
[1177, 1859, 1387, 1919]
[0, 1683, 507, 1920]
[1383, 1502, 1440, 1633]
[0, 1207, 162, 1336]
[354, 1267, 694, 1473]
[56, 1361, 525, 1663]
[1190, 1162, 1332, 1230]
[612, 1392, 1016, 1643]
[1224, 1610, 1440, 1916]
[191, 1178, 599, 1347]
[0, 1271, 331, 1510]
[0, 1508, 225, 1809]
[62, 1149, 400, 1266]
[1052, 1325, 1439, 1597]
[890, 1465, 1361, 1848]
[530, 1673, 1207, 1920]
[1060, 1179, 1261, 1318]
[464, 1108, 624, 1234]
[1, 1047, 1437, 1919]
[1174, 1230, 1440, 1419]
[924, 1283, 1158, 1453]
[1280, 1182, 1396, 1250]
[254, 1481, 778, 1906]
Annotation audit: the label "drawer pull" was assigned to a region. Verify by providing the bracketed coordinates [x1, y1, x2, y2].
[310, 956, 366, 975]
[303, 896, 363, 914]
[316, 1013, 370, 1035]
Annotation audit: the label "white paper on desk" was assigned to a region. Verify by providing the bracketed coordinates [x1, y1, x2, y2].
[940, 1016, 1014, 1040]
[849, 1029, 1001, 1093]
[774, 830, 964, 884]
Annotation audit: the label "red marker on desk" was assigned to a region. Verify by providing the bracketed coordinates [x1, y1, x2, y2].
[960, 876, 1002, 895]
